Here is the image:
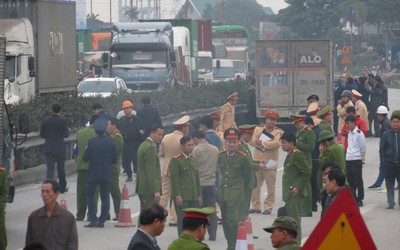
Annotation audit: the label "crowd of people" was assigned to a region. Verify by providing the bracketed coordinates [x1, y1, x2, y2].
[2, 70, 399, 250]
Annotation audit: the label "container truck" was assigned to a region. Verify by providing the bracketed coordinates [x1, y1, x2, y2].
[255, 40, 333, 125]
[102, 22, 176, 91]
[173, 27, 192, 86]
[0, 0, 77, 104]
[198, 51, 213, 84]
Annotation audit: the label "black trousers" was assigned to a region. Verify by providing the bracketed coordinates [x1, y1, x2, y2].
[346, 160, 364, 201]
[311, 159, 320, 209]
[368, 111, 380, 136]
[201, 185, 218, 240]
[46, 153, 67, 190]
[122, 141, 139, 178]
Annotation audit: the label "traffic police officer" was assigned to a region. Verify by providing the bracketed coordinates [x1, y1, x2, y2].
[169, 136, 202, 235]
[219, 128, 252, 250]
[168, 207, 215, 250]
[220, 92, 238, 132]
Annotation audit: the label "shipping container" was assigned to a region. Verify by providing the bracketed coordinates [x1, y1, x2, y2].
[197, 20, 212, 52]
[77, 30, 92, 61]
[255, 40, 333, 122]
[0, 0, 77, 95]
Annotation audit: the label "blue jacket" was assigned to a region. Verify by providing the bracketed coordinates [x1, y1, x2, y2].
[380, 129, 400, 165]
[83, 135, 117, 182]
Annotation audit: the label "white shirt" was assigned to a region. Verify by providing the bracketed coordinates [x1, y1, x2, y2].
[346, 127, 366, 161]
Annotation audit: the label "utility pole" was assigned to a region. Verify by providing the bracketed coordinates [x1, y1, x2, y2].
[185, 0, 188, 19]
[110, 0, 112, 23]
[90, 0, 93, 29]
[221, 0, 224, 24]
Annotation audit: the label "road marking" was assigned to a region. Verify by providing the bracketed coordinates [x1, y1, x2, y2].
[301, 203, 377, 245]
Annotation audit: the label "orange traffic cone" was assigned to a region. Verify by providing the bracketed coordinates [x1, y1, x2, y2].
[336, 133, 343, 144]
[245, 217, 255, 250]
[115, 184, 135, 227]
[60, 199, 67, 210]
[235, 222, 247, 250]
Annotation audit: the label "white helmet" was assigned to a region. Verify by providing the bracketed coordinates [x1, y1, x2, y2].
[376, 105, 389, 114]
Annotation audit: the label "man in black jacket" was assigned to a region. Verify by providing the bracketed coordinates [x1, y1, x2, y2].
[128, 204, 167, 250]
[137, 96, 163, 138]
[119, 100, 144, 182]
[379, 110, 400, 209]
[40, 103, 69, 193]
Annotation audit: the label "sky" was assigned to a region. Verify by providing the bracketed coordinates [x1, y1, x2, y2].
[82, 0, 289, 23]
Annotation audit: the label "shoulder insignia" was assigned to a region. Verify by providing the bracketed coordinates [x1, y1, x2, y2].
[219, 150, 227, 154]
[173, 154, 182, 159]
[190, 155, 196, 159]
[238, 151, 247, 156]
[0, 166, 5, 171]
[307, 127, 312, 131]
[293, 148, 298, 153]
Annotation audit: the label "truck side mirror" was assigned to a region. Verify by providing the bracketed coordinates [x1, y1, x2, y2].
[19, 112, 31, 134]
[216, 59, 221, 69]
[28, 57, 34, 71]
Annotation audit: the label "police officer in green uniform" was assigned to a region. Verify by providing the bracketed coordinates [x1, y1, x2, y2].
[292, 115, 315, 217]
[0, 166, 8, 250]
[237, 124, 264, 220]
[168, 207, 215, 250]
[136, 124, 164, 216]
[75, 116, 97, 221]
[219, 128, 252, 250]
[263, 216, 300, 250]
[318, 105, 334, 134]
[318, 130, 346, 175]
[170, 136, 202, 236]
[107, 118, 124, 220]
[281, 132, 311, 244]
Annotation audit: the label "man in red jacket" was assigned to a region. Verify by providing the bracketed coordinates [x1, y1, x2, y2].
[341, 106, 367, 150]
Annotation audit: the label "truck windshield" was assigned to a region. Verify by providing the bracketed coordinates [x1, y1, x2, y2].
[233, 61, 245, 73]
[5, 56, 21, 78]
[199, 57, 212, 73]
[213, 67, 234, 78]
[112, 50, 167, 69]
[77, 80, 117, 93]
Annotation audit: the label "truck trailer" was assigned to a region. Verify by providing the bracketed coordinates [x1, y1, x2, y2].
[255, 40, 333, 124]
[0, 0, 77, 104]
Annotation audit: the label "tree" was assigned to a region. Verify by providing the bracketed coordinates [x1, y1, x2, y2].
[123, 6, 139, 22]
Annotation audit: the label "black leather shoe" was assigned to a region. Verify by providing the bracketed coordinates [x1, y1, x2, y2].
[169, 223, 177, 227]
[262, 210, 271, 215]
[84, 222, 97, 228]
[249, 209, 261, 214]
[368, 184, 379, 189]
[386, 205, 394, 209]
[60, 186, 69, 194]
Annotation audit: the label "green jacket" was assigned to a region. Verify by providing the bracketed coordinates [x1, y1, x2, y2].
[318, 121, 334, 134]
[238, 141, 259, 190]
[168, 233, 210, 250]
[218, 150, 252, 201]
[282, 148, 311, 201]
[319, 141, 346, 174]
[136, 138, 161, 195]
[111, 132, 124, 175]
[170, 153, 201, 201]
[0, 168, 8, 205]
[278, 240, 300, 250]
[296, 126, 316, 165]
[75, 126, 96, 170]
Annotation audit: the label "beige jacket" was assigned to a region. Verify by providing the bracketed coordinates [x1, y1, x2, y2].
[159, 130, 183, 176]
[249, 126, 282, 170]
[220, 102, 237, 132]
[337, 100, 354, 132]
[355, 100, 369, 131]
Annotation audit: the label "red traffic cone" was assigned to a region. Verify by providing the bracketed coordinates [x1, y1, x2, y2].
[336, 133, 343, 144]
[245, 217, 255, 250]
[115, 184, 135, 227]
[235, 222, 247, 250]
[60, 199, 67, 210]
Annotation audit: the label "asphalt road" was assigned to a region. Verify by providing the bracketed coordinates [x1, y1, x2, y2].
[5, 88, 400, 250]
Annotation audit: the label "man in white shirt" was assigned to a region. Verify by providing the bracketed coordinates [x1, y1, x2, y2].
[344, 115, 366, 207]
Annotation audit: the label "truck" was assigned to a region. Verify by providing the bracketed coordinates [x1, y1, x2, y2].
[255, 40, 333, 124]
[0, 0, 77, 104]
[173, 26, 192, 85]
[198, 51, 213, 84]
[102, 22, 176, 91]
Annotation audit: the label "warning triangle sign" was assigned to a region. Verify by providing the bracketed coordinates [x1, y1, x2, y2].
[341, 56, 351, 65]
[302, 188, 377, 250]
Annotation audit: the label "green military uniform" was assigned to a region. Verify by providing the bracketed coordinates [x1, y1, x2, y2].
[318, 120, 334, 134]
[318, 131, 346, 188]
[170, 153, 202, 235]
[295, 125, 315, 215]
[136, 138, 162, 215]
[168, 207, 214, 250]
[264, 216, 300, 250]
[282, 148, 311, 244]
[218, 150, 252, 250]
[238, 139, 259, 220]
[0, 167, 8, 250]
[168, 233, 210, 250]
[75, 125, 97, 220]
[110, 131, 123, 219]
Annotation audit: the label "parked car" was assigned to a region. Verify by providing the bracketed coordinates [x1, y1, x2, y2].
[77, 77, 132, 97]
